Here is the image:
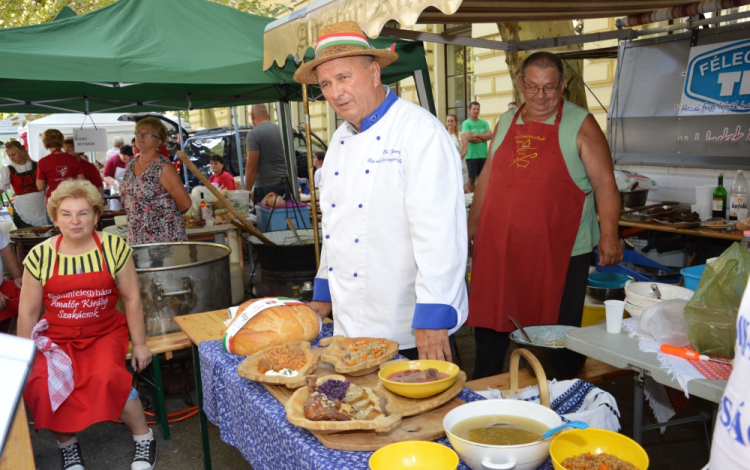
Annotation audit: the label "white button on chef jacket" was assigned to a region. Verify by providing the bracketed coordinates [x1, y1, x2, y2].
[312, 95, 468, 350]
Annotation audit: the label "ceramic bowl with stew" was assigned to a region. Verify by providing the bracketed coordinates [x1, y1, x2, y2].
[549, 428, 649, 470]
[369, 441, 459, 470]
[378, 360, 460, 399]
[443, 399, 563, 470]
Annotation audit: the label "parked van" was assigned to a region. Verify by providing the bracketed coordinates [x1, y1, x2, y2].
[181, 125, 327, 190]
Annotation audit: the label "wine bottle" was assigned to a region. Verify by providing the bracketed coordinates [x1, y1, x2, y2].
[713, 173, 727, 219]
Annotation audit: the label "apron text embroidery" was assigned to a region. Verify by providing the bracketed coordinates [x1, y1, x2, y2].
[509, 137, 543, 169]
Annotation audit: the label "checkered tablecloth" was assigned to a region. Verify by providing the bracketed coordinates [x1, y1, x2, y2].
[199, 322, 557, 470]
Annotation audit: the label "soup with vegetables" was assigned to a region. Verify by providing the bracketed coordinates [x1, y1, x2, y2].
[451, 415, 549, 445]
[385, 368, 450, 383]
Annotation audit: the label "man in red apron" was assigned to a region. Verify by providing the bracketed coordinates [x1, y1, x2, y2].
[467, 52, 623, 380]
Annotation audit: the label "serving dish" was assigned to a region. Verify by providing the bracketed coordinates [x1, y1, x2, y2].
[587, 272, 632, 288]
[319, 336, 399, 376]
[586, 285, 626, 302]
[509, 325, 586, 380]
[443, 399, 564, 470]
[377, 359, 460, 399]
[369, 441, 459, 470]
[236, 341, 320, 388]
[284, 374, 401, 434]
[701, 218, 736, 230]
[9, 225, 59, 239]
[550, 428, 649, 470]
[625, 282, 694, 309]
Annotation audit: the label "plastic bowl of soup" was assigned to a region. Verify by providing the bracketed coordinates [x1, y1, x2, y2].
[443, 400, 563, 470]
[378, 360, 460, 399]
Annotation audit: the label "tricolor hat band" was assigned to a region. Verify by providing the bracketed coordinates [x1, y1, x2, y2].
[315, 32, 371, 54]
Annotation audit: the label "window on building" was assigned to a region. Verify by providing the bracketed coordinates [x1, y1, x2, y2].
[444, 24, 475, 127]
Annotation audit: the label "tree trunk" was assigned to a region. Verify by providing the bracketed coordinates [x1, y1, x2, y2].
[497, 21, 588, 110]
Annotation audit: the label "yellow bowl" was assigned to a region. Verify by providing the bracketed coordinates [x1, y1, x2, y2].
[378, 360, 459, 399]
[550, 428, 649, 470]
[369, 441, 458, 470]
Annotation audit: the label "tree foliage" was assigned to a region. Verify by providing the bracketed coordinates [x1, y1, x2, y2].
[0, 0, 289, 29]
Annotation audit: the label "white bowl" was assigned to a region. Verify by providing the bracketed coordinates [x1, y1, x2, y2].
[625, 282, 693, 308]
[443, 400, 563, 470]
[624, 300, 646, 321]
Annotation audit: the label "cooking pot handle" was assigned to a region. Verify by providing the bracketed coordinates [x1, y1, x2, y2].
[481, 458, 516, 469]
[151, 277, 195, 302]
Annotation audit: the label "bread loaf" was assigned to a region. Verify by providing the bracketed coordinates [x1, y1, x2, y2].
[223, 298, 321, 356]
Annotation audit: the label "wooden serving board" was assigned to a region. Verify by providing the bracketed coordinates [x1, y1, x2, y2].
[260, 351, 465, 451]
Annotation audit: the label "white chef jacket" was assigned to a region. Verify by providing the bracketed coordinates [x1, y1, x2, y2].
[312, 91, 469, 350]
[709, 279, 750, 469]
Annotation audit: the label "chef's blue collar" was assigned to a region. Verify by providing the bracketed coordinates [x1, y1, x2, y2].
[346, 86, 398, 135]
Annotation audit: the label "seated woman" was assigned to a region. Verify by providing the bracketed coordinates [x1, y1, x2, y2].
[0, 141, 47, 227]
[17, 180, 157, 470]
[64, 137, 104, 197]
[207, 154, 236, 190]
[120, 117, 191, 245]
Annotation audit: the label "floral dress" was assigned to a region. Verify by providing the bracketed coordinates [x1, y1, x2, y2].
[120, 155, 187, 245]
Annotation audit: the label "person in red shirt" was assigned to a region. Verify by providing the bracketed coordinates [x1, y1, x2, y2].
[103, 144, 133, 187]
[208, 155, 236, 190]
[64, 137, 104, 197]
[36, 129, 84, 206]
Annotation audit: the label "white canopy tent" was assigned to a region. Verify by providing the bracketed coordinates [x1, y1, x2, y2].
[22, 113, 135, 162]
[0, 114, 30, 141]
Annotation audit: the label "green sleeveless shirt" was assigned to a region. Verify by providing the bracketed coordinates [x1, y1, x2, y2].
[490, 100, 600, 256]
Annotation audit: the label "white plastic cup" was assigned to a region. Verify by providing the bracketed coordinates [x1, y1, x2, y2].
[604, 300, 626, 334]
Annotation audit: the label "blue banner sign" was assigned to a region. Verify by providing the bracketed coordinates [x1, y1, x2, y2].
[681, 39, 750, 115]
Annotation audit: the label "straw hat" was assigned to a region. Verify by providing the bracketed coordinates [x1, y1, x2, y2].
[293, 21, 398, 85]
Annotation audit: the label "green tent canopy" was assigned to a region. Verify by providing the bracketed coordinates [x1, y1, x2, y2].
[0, 0, 429, 113]
[53, 6, 77, 21]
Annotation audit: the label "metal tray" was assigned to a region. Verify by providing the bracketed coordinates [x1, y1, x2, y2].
[9, 226, 60, 239]
[652, 218, 701, 229]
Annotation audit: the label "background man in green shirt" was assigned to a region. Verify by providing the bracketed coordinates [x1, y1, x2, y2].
[461, 101, 492, 192]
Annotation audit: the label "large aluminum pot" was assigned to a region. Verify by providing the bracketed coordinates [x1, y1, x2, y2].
[131, 242, 232, 337]
[443, 400, 563, 470]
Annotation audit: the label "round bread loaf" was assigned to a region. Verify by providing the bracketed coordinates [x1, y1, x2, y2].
[223, 298, 321, 356]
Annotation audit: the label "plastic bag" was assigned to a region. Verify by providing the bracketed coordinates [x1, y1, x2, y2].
[191, 185, 218, 204]
[639, 299, 690, 345]
[614, 169, 659, 192]
[684, 242, 750, 359]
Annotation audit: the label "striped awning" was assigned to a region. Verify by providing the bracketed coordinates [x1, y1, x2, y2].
[263, 0, 709, 69]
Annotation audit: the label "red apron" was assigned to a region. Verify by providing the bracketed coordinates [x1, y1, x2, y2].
[468, 102, 587, 332]
[24, 232, 132, 433]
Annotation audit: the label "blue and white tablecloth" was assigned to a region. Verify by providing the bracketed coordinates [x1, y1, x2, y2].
[199, 322, 556, 470]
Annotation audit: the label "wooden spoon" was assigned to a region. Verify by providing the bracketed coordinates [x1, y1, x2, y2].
[286, 217, 303, 245]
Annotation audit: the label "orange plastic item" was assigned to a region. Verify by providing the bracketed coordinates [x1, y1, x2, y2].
[660, 344, 731, 364]
[660, 344, 703, 360]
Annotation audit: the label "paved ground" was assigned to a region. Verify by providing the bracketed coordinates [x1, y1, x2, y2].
[28, 324, 714, 470]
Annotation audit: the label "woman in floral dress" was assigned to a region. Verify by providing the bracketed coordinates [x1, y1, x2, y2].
[120, 117, 191, 245]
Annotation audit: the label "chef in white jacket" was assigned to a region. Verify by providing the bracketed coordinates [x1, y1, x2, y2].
[295, 21, 468, 361]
